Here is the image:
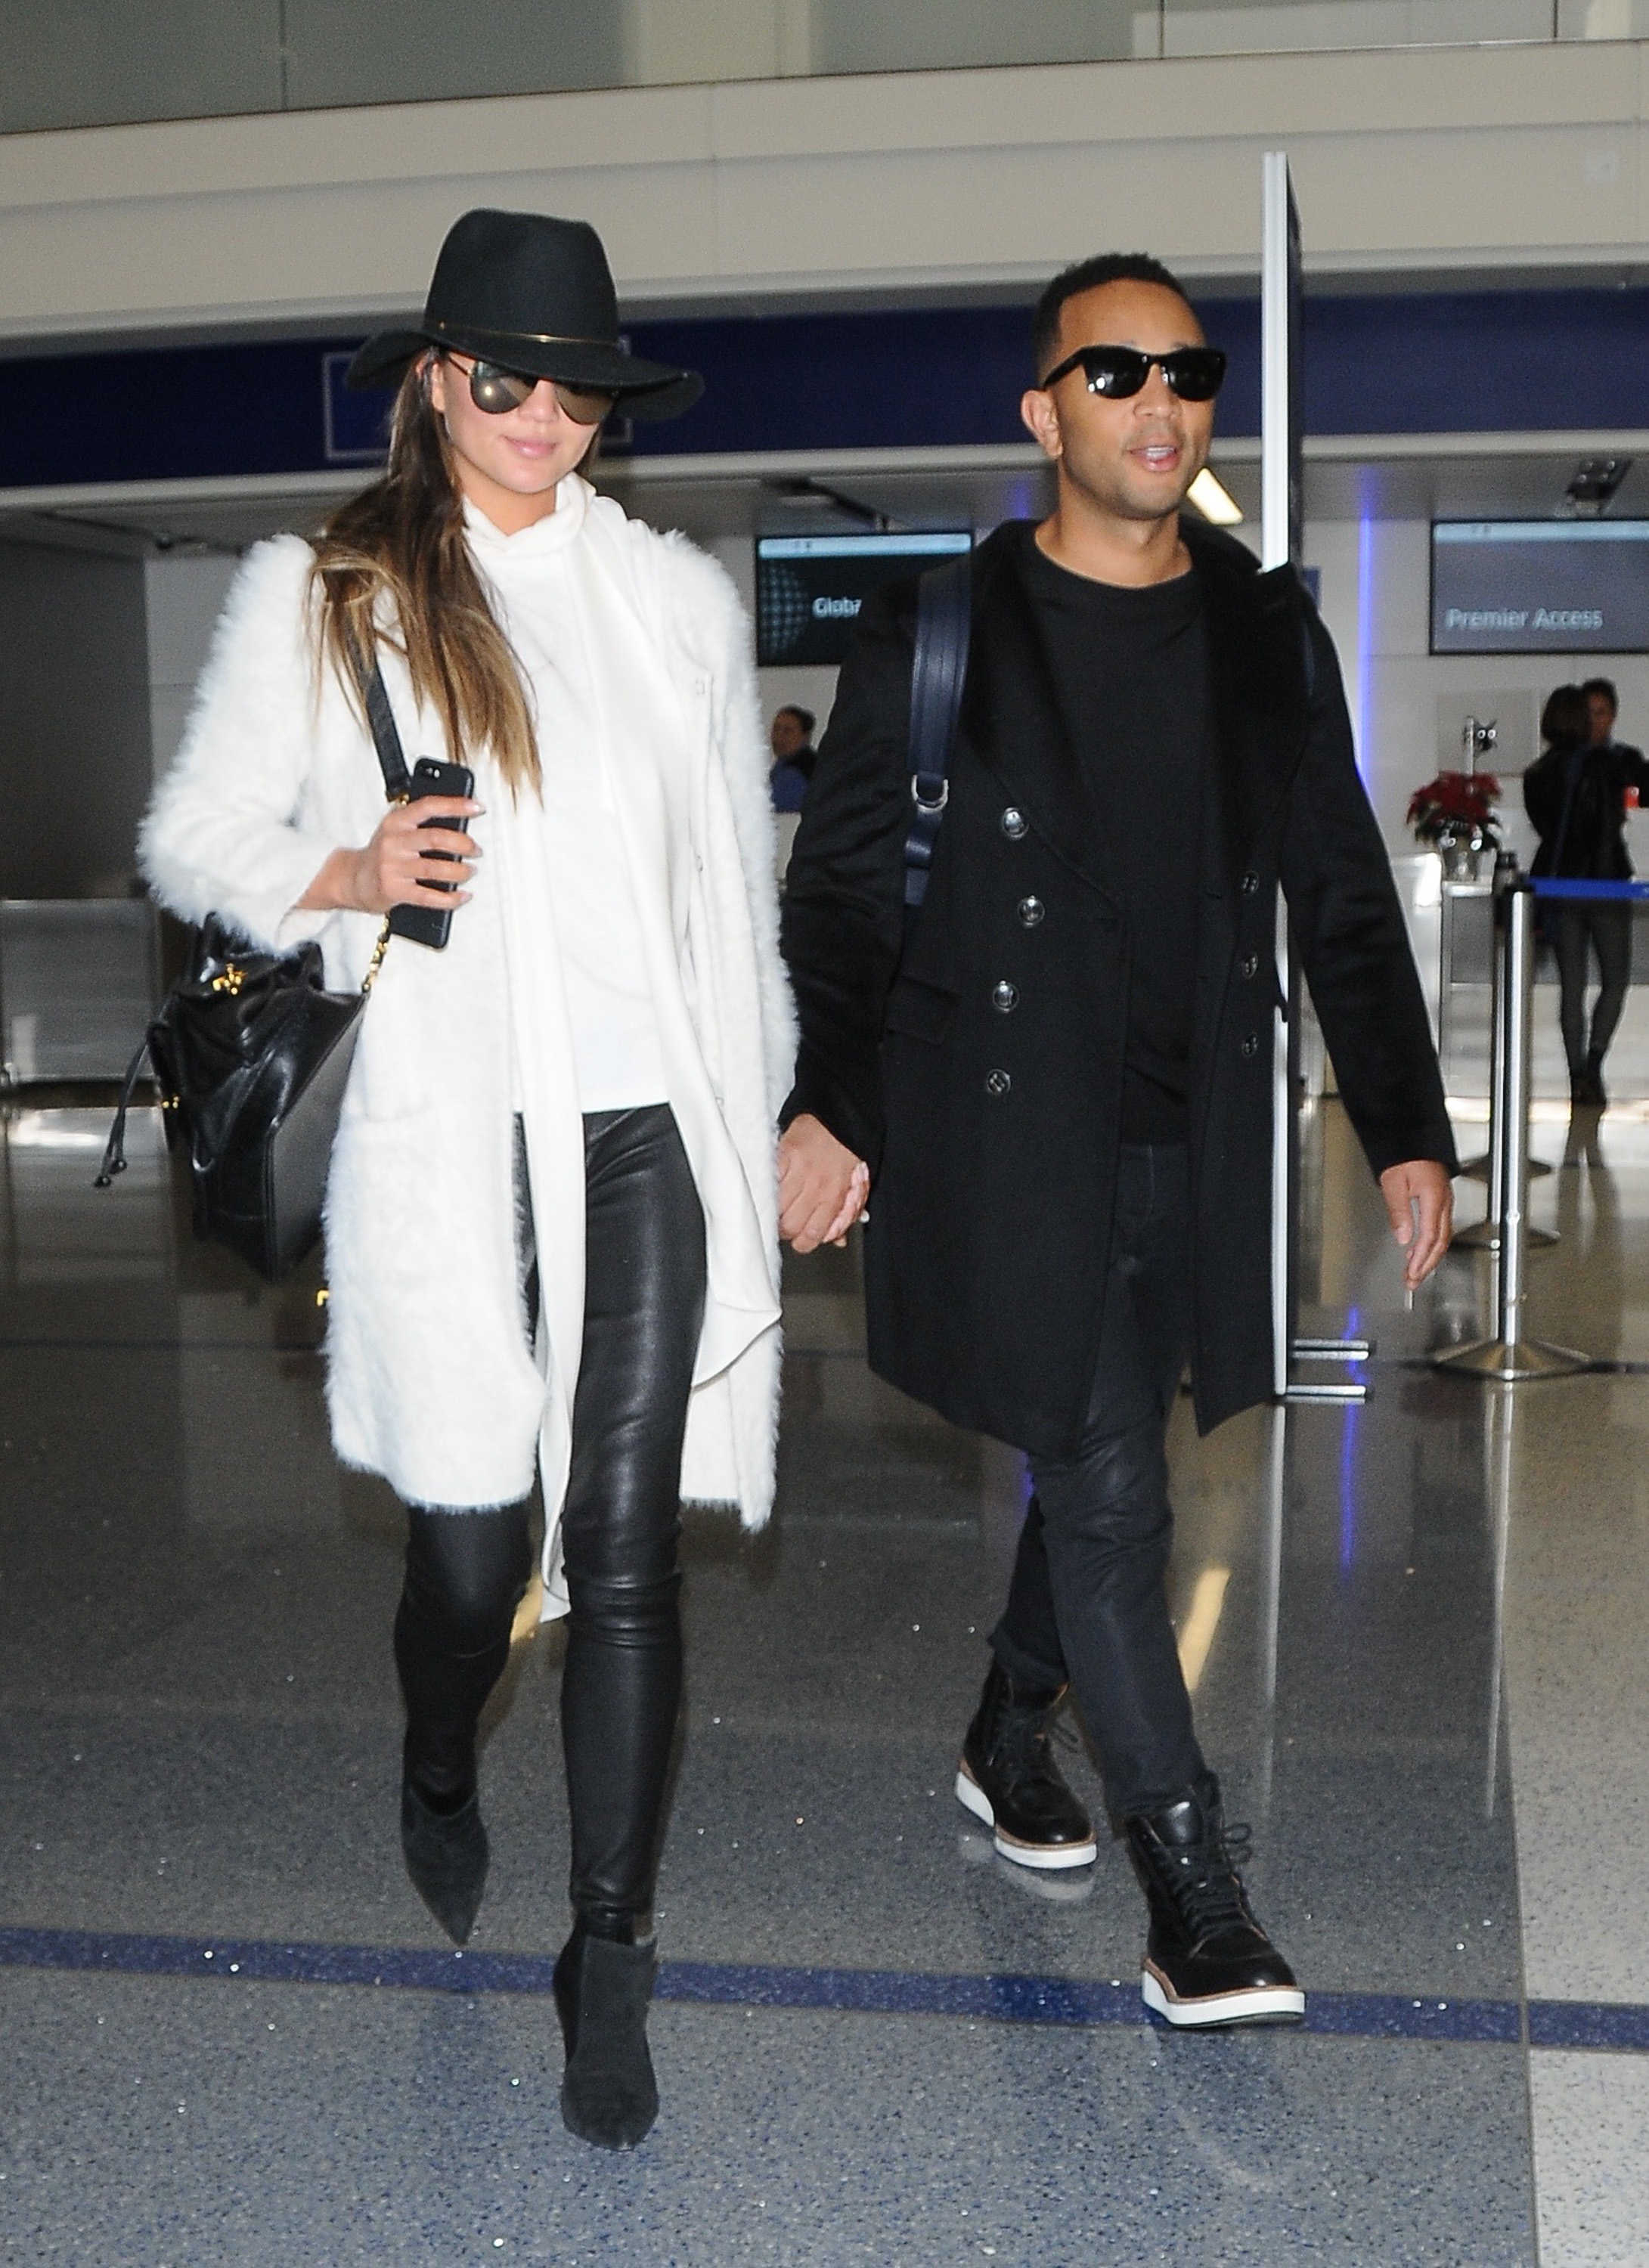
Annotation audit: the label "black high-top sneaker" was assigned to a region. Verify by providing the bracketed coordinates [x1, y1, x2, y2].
[955, 1658, 1098, 1870]
[1124, 1773, 1303, 2027]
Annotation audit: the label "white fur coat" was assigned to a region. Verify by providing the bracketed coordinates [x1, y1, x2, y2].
[141, 482, 795, 1609]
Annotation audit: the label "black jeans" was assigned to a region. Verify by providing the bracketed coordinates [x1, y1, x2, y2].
[1554, 903, 1633, 1076]
[991, 1142, 1205, 1820]
[394, 1103, 706, 1926]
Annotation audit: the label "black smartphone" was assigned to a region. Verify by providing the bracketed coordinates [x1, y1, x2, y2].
[387, 757, 476, 950]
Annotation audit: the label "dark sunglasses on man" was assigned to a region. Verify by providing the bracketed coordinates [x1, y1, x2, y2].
[1041, 343, 1227, 402]
[442, 351, 617, 426]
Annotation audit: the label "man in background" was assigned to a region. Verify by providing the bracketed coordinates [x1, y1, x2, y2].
[769, 704, 817, 814]
[1583, 676, 1641, 764]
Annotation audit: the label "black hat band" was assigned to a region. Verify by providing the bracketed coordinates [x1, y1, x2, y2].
[427, 316, 614, 353]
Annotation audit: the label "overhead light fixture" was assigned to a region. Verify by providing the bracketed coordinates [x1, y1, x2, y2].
[761, 476, 897, 531]
[1186, 467, 1244, 526]
[1564, 457, 1632, 516]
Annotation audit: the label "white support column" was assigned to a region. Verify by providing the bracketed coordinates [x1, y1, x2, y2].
[1263, 150, 1302, 1401]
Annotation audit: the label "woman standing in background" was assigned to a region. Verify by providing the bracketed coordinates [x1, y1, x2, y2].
[1526, 679, 1649, 1105]
[140, 209, 795, 2149]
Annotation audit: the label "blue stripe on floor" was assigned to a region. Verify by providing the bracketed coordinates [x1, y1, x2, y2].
[0, 1925, 1636, 2050]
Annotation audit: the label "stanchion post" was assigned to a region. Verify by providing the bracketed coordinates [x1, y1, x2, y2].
[1455, 854, 1556, 1250]
[1452, 866, 1510, 1250]
[1434, 883, 1587, 1381]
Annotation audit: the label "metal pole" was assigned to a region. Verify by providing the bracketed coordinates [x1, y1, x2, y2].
[1456, 861, 1555, 1245]
[1482, 1383, 1513, 1821]
[1434, 885, 1587, 1380]
[1255, 1401, 1286, 1822]
[1453, 876, 1508, 1250]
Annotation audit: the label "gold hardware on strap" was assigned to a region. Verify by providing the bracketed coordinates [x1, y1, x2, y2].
[209, 964, 246, 996]
[315, 1286, 330, 1309]
[361, 916, 392, 996]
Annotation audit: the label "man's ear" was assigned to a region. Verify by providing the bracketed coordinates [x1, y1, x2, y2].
[1021, 386, 1062, 460]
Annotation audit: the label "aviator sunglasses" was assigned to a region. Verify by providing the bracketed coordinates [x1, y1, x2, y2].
[443, 352, 617, 426]
[1040, 342, 1227, 402]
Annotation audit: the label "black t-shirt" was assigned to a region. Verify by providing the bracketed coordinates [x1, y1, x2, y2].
[1018, 525, 1210, 1143]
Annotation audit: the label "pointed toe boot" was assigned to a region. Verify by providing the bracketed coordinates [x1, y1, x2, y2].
[553, 1924, 659, 2150]
[400, 1779, 489, 1946]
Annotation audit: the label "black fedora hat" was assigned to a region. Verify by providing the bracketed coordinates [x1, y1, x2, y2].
[346, 208, 702, 422]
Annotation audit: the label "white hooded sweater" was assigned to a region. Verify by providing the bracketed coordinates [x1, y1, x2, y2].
[141, 477, 795, 1615]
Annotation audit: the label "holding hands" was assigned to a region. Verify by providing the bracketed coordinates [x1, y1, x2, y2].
[779, 1113, 869, 1252]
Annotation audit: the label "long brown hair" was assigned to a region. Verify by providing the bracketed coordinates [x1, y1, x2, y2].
[308, 357, 541, 796]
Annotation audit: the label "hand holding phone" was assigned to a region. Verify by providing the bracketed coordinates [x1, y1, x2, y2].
[388, 758, 477, 949]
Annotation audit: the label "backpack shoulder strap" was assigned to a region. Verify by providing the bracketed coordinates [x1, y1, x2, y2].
[904, 552, 972, 910]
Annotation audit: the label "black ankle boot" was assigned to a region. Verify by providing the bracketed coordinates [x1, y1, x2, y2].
[955, 1658, 1097, 1870]
[553, 1921, 659, 2149]
[400, 1775, 488, 1946]
[1124, 1773, 1303, 2028]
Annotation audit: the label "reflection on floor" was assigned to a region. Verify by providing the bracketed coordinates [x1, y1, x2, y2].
[2, 1097, 1647, 2263]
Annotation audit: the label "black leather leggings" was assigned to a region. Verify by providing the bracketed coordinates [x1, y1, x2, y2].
[394, 1104, 706, 1927]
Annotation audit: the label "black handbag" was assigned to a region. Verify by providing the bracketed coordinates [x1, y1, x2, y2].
[95, 654, 414, 1281]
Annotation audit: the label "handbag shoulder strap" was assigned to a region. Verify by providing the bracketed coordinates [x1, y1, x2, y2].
[346, 635, 414, 802]
[903, 552, 972, 911]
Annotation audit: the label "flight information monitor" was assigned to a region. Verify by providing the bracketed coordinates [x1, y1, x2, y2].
[755, 531, 972, 667]
[1431, 520, 1649, 655]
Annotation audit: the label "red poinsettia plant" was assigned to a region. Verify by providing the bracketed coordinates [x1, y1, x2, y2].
[1406, 769, 1502, 845]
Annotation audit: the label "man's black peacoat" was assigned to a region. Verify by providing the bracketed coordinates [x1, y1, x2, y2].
[780, 517, 1456, 1458]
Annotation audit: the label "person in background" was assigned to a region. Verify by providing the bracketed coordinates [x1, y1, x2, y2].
[769, 703, 817, 813]
[1526, 680, 1649, 1106]
[1583, 675, 1640, 764]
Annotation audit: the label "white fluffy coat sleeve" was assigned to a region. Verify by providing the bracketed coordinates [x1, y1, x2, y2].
[139, 535, 345, 949]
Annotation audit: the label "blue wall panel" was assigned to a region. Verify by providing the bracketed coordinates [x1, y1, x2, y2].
[1, 288, 1646, 491]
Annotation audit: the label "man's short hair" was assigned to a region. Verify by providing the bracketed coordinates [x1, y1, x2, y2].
[777, 704, 815, 736]
[1581, 676, 1619, 714]
[1032, 253, 1195, 379]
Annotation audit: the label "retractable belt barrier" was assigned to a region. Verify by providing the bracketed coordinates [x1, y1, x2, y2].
[1529, 878, 1649, 900]
[1434, 874, 1590, 1383]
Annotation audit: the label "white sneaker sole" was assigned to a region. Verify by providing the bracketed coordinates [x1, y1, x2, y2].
[1141, 1961, 1306, 2028]
[953, 1767, 1098, 1870]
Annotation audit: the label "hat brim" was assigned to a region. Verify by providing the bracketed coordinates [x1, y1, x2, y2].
[345, 328, 702, 422]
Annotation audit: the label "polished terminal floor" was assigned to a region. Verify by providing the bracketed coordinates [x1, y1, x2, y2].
[3, 1077, 1648, 2266]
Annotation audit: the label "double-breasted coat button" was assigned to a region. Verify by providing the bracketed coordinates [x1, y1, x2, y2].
[985, 1068, 1012, 1098]
[1241, 870, 1260, 897]
[1241, 1032, 1261, 1058]
[992, 981, 1019, 1014]
[1000, 807, 1028, 840]
[1239, 952, 1260, 981]
[1017, 896, 1045, 927]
